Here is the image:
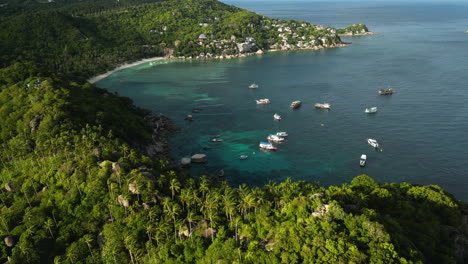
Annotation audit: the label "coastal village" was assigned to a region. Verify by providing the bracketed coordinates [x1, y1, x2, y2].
[167, 20, 371, 60]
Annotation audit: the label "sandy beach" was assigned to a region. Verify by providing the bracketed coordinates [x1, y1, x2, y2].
[88, 56, 165, 84]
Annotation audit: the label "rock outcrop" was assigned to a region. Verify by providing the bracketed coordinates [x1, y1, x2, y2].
[4, 183, 14, 192]
[312, 204, 330, 217]
[112, 162, 122, 175]
[144, 113, 175, 156]
[128, 182, 140, 195]
[29, 114, 43, 132]
[4, 236, 14, 247]
[191, 154, 208, 163]
[181, 157, 191, 167]
[201, 228, 217, 238]
[117, 195, 130, 208]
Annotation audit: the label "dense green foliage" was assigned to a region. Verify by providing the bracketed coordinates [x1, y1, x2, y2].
[1, 0, 467, 263]
[0, 0, 342, 78]
[336, 24, 370, 35]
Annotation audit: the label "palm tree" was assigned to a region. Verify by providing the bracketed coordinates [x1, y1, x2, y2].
[83, 234, 94, 257]
[185, 211, 197, 237]
[238, 193, 255, 218]
[44, 218, 54, 239]
[154, 217, 171, 244]
[124, 235, 137, 264]
[162, 197, 171, 212]
[169, 178, 181, 200]
[222, 190, 236, 222]
[146, 224, 154, 242]
[164, 202, 181, 242]
[199, 176, 209, 198]
[231, 216, 242, 242]
[179, 188, 191, 211]
[66, 249, 77, 264]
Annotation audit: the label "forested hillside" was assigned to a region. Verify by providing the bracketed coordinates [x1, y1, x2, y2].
[0, 0, 343, 78]
[1, 0, 467, 263]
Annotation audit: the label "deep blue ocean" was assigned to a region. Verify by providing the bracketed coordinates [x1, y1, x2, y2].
[96, 1, 468, 201]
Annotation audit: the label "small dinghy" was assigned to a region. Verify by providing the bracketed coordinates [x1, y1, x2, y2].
[274, 113, 282, 120]
[239, 155, 249, 160]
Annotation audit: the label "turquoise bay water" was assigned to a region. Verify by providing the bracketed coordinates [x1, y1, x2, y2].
[97, 1, 468, 201]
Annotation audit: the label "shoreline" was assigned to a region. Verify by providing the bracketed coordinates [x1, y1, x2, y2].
[87, 56, 165, 84]
[88, 44, 348, 84]
[88, 42, 351, 84]
[338, 32, 378, 37]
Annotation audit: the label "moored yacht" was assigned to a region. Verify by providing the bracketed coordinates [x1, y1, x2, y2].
[259, 142, 277, 150]
[276, 132, 288, 137]
[256, 98, 270, 104]
[267, 135, 285, 142]
[248, 83, 258, 89]
[274, 113, 282, 120]
[367, 138, 379, 148]
[360, 154, 367, 167]
[314, 103, 330, 109]
[290, 100, 302, 109]
[365, 107, 378, 113]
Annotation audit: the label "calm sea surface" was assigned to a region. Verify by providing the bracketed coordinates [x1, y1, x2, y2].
[96, 1, 468, 201]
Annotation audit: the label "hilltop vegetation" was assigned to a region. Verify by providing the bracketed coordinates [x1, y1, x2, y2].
[336, 24, 374, 36]
[0, 0, 343, 78]
[0, 0, 467, 263]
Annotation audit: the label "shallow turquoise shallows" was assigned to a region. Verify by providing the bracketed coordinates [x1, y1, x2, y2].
[96, 1, 468, 201]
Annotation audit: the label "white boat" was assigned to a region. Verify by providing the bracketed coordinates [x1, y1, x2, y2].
[274, 113, 281, 120]
[315, 103, 330, 109]
[259, 142, 277, 150]
[239, 155, 248, 160]
[256, 98, 270, 104]
[365, 107, 378, 113]
[367, 138, 379, 148]
[360, 154, 367, 167]
[267, 135, 285, 142]
[290, 100, 302, 109]
[276, 132, 288, 137]
[248, 83, 258, 89]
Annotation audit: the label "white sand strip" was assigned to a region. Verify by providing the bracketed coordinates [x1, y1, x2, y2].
[88, 57, 165, 84]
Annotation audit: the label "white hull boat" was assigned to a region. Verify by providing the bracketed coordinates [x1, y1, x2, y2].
[276, 132, 288, 137]
[274, 113, 281, 120]
[290, 100, 302, 109]
[256, 98, 270, 104]
[360, 154, 367, 167]
[365, 107, 378, 113]
[315, 103, 331, 109]
[259, 142, 277, 150]
[367, 138, 379, 148]
[248, 83, 258, 89]
[267, 135, 285, 142]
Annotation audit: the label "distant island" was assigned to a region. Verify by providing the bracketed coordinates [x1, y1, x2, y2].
[0, 0, 466, 263]
[337, 23, 377, 36]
